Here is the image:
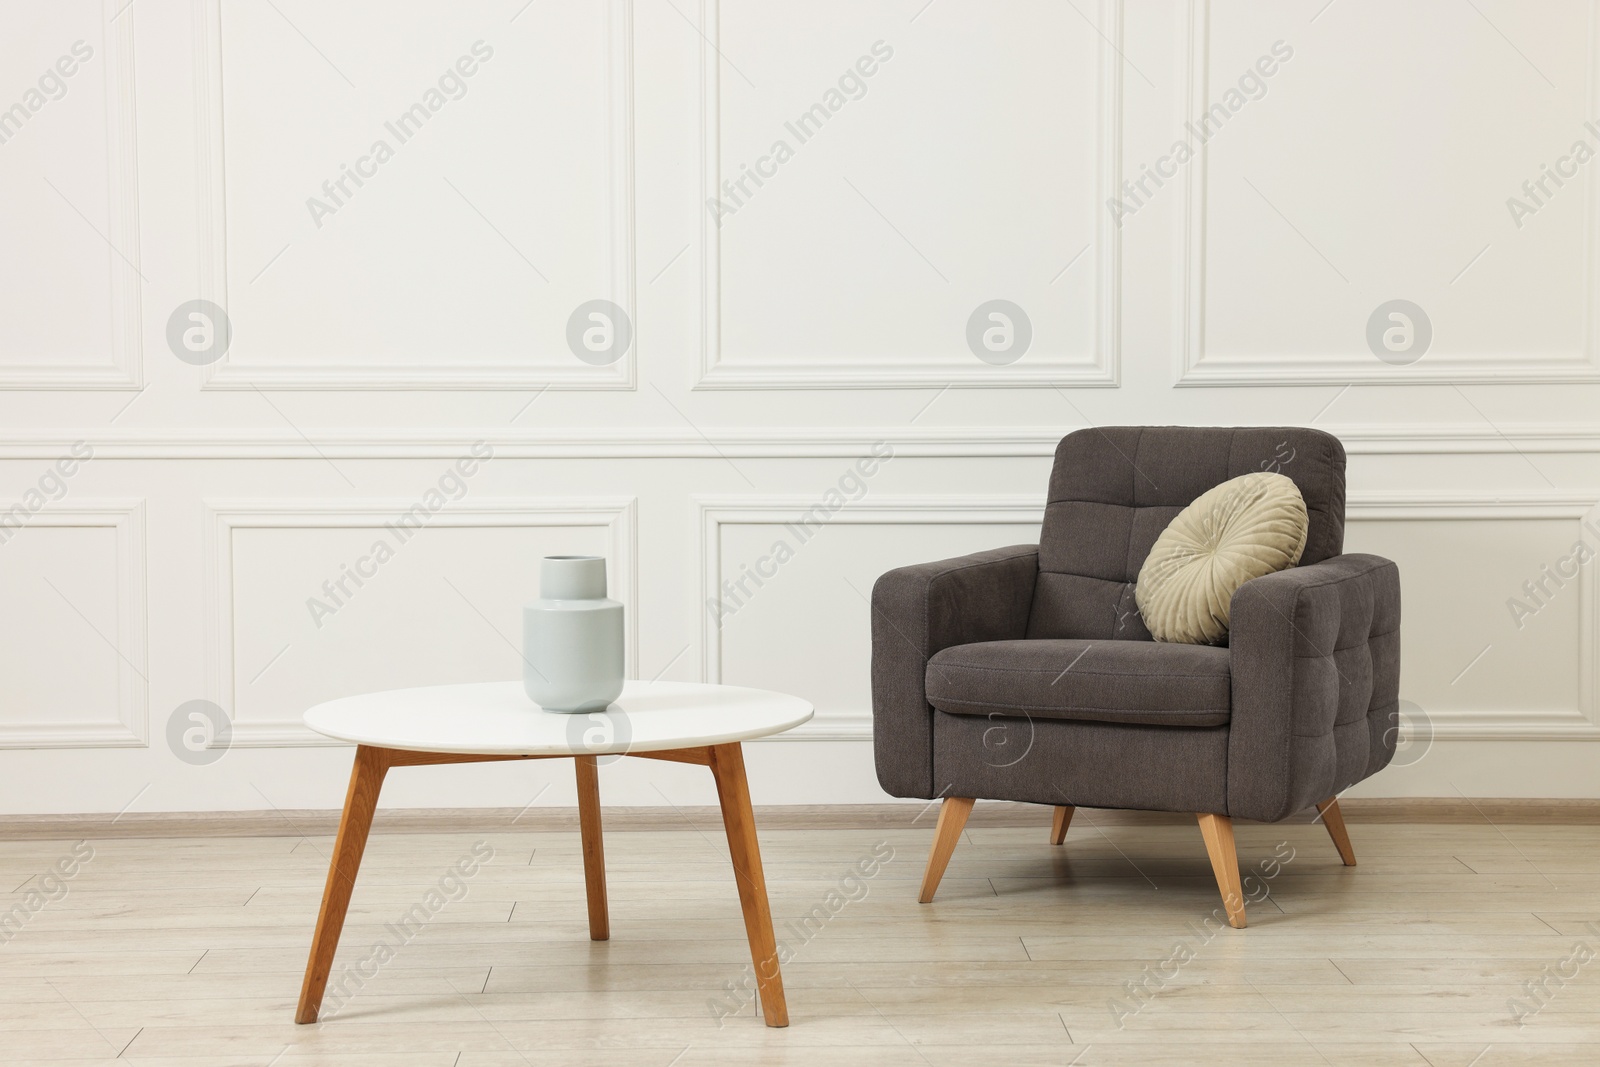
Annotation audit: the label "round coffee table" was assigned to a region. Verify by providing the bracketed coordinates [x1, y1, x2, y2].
[294, 680, 812, 1028]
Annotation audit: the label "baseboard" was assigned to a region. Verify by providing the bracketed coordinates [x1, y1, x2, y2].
[2, 797, 1597, 840]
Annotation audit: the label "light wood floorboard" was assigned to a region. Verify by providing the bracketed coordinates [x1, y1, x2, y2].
[0, 814, 1595, 1063]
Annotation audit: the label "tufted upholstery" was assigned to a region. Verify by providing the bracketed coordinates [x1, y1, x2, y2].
[869, 426, 1401, 822]
[1228, 553, 1402, 821]
[1027, 426, 1346, 641]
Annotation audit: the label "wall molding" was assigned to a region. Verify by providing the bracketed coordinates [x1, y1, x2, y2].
[192, 0, 636, 391]
[10, 423, 1600, 458]
[1176, 0, 1600, 387]
[694, 0, 1121, 389]
[1, 0, 143, 390]
[1348, 491, 1600, 741]
[696, 494, 1044, 739]
[0, 500, 148, 748]
[698, 490, 1600, 742]
[15, 797, 1600, 838]
[202, 497, 637, 746]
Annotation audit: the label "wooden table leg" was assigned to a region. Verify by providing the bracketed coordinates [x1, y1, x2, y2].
[297, 744, 391, 1023]
[575, 755, 609, 941]
[707, 742, 787, 1027]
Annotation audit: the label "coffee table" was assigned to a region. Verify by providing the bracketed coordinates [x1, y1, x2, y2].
[294, 679, 812, 1028]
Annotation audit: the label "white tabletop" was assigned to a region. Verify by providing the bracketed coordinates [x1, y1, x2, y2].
[303, 680, 813, 756]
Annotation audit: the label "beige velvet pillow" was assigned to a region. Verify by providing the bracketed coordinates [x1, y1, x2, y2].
[1135, 472, 1309, 645]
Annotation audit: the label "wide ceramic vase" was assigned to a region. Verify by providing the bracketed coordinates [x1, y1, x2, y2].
[522, 555, 624, 713]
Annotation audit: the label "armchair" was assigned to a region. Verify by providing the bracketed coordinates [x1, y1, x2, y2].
[870, 426, 1400, 927]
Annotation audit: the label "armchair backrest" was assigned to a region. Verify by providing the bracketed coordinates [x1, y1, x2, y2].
[1027, 426, 1347, 640]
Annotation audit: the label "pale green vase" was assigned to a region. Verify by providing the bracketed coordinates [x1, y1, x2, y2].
[522, 555, 624, 713]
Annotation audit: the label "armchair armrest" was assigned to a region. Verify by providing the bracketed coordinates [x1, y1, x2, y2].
[1227, 553, 1402, 822]
[869, 545, 1039, 798]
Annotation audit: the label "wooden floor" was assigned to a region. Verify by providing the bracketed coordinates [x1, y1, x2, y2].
[3, 810, 1599, 1065]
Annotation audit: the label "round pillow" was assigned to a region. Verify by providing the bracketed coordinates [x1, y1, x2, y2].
[1135, 471, 1309, 645]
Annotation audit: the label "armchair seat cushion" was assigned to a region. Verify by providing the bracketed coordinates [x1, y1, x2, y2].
[925, 639, 1232, 728]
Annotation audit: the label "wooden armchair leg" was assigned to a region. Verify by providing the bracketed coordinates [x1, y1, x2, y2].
[1050, 805, 1074, 845]
[1196, 813, 1247, 929]
[1316, 796, 1357, 866]
[918, 797, 975, 903]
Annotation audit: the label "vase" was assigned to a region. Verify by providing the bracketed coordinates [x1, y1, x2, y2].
[522, 555, 624, 713]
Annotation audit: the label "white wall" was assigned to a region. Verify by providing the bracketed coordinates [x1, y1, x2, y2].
[2, 0, 1598, 815]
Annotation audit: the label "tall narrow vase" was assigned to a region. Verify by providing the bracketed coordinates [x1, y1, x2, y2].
[522, 555, 624, 713]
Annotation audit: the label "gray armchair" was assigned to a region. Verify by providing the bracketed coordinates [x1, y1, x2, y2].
[870, 426, 1400, 927]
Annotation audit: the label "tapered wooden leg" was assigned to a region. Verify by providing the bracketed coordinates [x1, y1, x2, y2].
[919, 797, 975, 903]
[1050, 805, 1074, 846]
[297, 745, 390, 1023]
[1196, 813, 1247, 929]
[707, 743, 787, 1027]
[575, 755, 609, 940]
[1316, 796, 1357, 866]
